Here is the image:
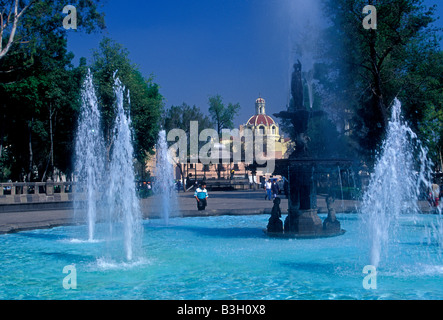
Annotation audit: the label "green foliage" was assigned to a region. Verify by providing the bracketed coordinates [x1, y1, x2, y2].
[91, 37, 164, 164]
[0, 0, 105, 62]
[0, 0, 104, 181]
[130, 70, 164, 162]
[0, 36, 86, 181]
[208, 94, 240, 136]
[164, 103, 214, 134]
[418, 102, 443, 168]
[163, 102, 214, 152]
[307, 116, 352, 159]
[319, 0, 442, 166]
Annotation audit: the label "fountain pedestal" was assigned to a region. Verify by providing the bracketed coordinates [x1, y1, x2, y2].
[268, 206, 345, 239]
[283, 165, 322, 235]
[265, 158, 348, 238]
[285, 209, 323, 234]
[265, 61, 348, 239]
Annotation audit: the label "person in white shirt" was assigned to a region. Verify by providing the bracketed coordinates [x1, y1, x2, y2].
[264, 179, 272, 201]
[194, 183, 209, 211]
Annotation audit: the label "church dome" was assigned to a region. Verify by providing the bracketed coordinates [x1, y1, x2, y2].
[246, 96, 277, 128]
[247, 114, 276, 127]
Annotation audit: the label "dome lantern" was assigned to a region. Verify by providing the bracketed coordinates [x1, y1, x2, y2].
[255, 97, 266, 115]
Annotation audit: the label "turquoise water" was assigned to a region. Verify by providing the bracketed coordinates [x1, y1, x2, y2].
[0, 214, 442, 300]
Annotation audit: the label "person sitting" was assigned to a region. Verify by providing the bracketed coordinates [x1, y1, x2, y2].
[194, 183, 209, 211]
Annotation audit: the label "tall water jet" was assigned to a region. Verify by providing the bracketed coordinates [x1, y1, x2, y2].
[74, 70, 106, 241]
[106, 75, 143, 261]
[305, 70, 314, 109]
[153, 130, 178, 224]
[360, 98, 430, 268]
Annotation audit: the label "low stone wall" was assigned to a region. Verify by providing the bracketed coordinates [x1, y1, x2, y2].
[0, 181, 74, 205]
[205, 179, 251, 191]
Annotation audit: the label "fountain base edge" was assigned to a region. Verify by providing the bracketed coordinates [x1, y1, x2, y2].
[264, 229, 346, 239]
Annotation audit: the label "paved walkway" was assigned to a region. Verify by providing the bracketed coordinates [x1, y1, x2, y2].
[140, 190, 359, 218]
[0, 189, 435, 234]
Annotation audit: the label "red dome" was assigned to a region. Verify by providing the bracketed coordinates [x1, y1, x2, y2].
[247, 114, 276, 127]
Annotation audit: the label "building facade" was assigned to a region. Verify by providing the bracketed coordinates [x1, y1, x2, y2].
[240, 97, 291, 161]
[147, 96, 293, 186]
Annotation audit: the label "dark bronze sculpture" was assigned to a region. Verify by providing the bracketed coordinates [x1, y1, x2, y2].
[268, 61, 348, 238]
[267, 197, 283, 233]
[274, 60, 324, 158]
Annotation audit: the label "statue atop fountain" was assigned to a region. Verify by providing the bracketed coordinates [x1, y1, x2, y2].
[267, 61, 348, 238]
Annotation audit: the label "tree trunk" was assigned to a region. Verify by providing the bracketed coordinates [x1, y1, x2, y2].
[41, 106, 55, 182]
[49, 105, 54, 178]
[0, 104, 5, 160]
[27, 118, 34, 182]
[369, 29, 389, 129]
[0, 0, 34, 61]
[105, 127, 113, 169]
[439, 147, 443, 173]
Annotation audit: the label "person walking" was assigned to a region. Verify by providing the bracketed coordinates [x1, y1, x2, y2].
[264, 179, 272, 201]
[194, 182, 209, 211]
[271, 179, 280, 199]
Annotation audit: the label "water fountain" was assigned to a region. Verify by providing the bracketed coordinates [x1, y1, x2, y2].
[73, 70, 142, 262]
[304, 69, 315, 109]
[2, 1, 443, 301]
[1, 72, 442, 297]
[153, 130, 178, 224]
[74, 69, 106, 242]
[106, 75, 143, 262]
[360, 98, 440, 268]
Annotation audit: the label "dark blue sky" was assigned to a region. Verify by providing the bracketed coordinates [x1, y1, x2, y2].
[67, 0, 443, 127]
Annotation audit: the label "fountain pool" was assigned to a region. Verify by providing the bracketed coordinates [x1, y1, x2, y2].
[0, 213, 441, 300]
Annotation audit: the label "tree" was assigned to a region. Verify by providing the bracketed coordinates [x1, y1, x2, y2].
[0, 0, 33, 60]
[415, 51, 443, 170]
[0, 0, 104, 62]
[0, 37, 86, 181]
[164, 103, 214, 144]
[208, 94, 240, 137]
[321, 0, 442, 164]
[208, 94, 240, 178]
[91, 37, 164, 173]
[0, 0, 104, 181]
[163, 102, 214, 188]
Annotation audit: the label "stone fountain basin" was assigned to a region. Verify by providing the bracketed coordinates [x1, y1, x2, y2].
[264, 229, 346, 239]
